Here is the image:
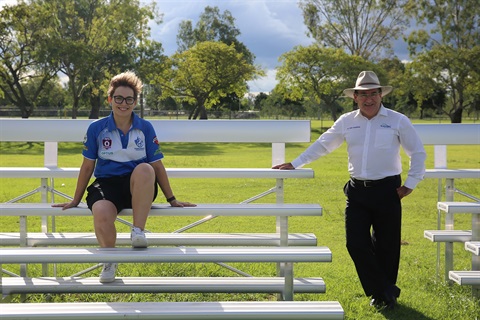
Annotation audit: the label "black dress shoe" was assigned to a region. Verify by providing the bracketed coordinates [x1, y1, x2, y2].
[370, 295, 385, 308]
[382, 285, 401, 310]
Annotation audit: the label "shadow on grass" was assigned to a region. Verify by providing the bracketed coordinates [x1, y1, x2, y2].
[1, 142, 309, 157]
[161, 143, 228, 156]
[1, 142, 222, 157]
[161, 142, 309, 157]
[0, 142, 46, 155]
[380, 304, 434, 320]
[1, 142, 83, 156]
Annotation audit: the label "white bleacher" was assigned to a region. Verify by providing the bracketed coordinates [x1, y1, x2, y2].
[417, 123, 480, 299]
[1, 276, 326, 295]
[449, 271, 480, 286]
[0, 301, 345, 320]
[0, 118, 340, 317]
[0, 232, 318, 247]
[0, 246, 331, 302]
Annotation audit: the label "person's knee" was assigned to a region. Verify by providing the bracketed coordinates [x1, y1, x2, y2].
[92, 201, 117, 225]
[133, 163, 155, 176]
[131, 163, 155, 183]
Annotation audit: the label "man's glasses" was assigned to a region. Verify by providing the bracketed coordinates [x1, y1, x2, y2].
[355, 92, 381, 98]
[113, 96, 135, 105]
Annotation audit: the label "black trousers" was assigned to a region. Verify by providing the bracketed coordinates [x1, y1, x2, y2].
[344, 175, 402, 297]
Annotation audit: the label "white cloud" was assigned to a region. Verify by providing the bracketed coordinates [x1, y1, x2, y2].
[0, 0, 17, 8]
[149, 0, 314, 92]
[248, 69, 277, 93]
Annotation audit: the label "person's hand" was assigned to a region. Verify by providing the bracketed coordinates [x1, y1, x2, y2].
[396, 186, 412, 200]
[51, 201, 79, 211]
[169, 199, 197, 207]
[272, 162, 294, 170]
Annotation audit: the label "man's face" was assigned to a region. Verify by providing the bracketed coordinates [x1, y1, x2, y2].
[354, 89, 382, 119]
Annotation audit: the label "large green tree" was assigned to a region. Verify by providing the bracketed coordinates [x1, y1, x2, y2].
[0, 2, 59, 118]
[155, 41, 262, 120]
[175, 6, 256, 115]
[176, 6, 254, 64]
[299, 0, 410, 61]
[275, 45, 376, 121]
[34, 0, 161, 119]
[406, 0, 480, 123]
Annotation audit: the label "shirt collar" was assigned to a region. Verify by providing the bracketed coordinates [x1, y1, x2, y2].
[353, 105, 387, 119]
[106, 112, 141, 132]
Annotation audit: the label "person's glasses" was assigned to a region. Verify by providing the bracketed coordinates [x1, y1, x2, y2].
[356, 92, 381, 98]
[113, 96, 135, 105]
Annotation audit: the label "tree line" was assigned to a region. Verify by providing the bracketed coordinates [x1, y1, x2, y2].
[1, 0, 479, 122]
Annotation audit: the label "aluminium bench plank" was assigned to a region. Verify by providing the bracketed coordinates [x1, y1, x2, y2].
[465, 241, 480, 256]
[449, 271, 480, 286]
[0, 232, 317, 247]
[424, 169, 480, 179]
[0, 203, 322, 217]
[0, 119, 313, 143]
[0, 301, 344, 320]
[1, 276, 326, 294]
[437, 202, 480, 214]
[0, 167, 315, 179]
[423, 230, 472, 242]
[0, 246, 332, 264]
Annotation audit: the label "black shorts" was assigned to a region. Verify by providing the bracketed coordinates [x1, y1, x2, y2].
[86, 174, 158, 213]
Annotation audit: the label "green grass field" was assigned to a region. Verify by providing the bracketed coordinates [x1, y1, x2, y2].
[1, 119, 479, 319]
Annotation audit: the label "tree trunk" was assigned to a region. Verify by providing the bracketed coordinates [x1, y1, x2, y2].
[71, 95, 79, 119]
[199, 105, 208, 120]
[451, 108, 463, 123]
[89, 94, 101, 119]
[20, 107, 29, 118]
[330, 109, 338, 122]
[190, 107, 199, 120]
[19, 103, 32, 118]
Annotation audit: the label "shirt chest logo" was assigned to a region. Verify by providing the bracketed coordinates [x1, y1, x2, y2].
[102, 137, 112, 149]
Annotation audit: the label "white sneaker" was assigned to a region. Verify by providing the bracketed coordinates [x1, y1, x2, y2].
[99, 263, 117, 283]
[131, 226, 148, 248]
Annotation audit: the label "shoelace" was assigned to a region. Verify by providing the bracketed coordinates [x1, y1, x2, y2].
[132, 227, 143, 235]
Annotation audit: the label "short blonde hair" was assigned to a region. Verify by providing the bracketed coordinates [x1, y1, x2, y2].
[107, 71, 143, 99]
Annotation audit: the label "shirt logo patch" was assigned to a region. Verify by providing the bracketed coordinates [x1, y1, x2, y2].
[380, 123, 391, 128]
[153, 137, 162, 155]
[102, 137, 112, 149]
[347, 126, 360, 130]
[83, 134, 88, 150]
[134, 137, 144, 148]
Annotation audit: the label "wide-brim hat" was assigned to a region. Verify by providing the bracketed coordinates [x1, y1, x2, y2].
[343, 71, 393, 99]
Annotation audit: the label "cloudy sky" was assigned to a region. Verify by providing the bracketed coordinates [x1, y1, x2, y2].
[1, 0, 411, 92]
[150, 0, 316, 92]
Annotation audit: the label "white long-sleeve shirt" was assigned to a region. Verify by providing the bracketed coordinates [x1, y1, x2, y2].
[291, 106, 426, 189]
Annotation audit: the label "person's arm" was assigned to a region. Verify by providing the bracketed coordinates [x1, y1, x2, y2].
[396, 117, 427, 199]
[150, 160, 196, 207]
[399, 118, 427, 190]
[273, 118, 346, 169]
[52, 157, 95, 209]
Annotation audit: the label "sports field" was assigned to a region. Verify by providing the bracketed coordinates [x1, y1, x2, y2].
[1, 119, 479, 319]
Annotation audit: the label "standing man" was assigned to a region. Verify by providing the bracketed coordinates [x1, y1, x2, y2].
[273, 71, 426, 310]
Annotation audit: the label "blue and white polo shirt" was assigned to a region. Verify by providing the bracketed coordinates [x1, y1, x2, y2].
[83, 112, 164, 178]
